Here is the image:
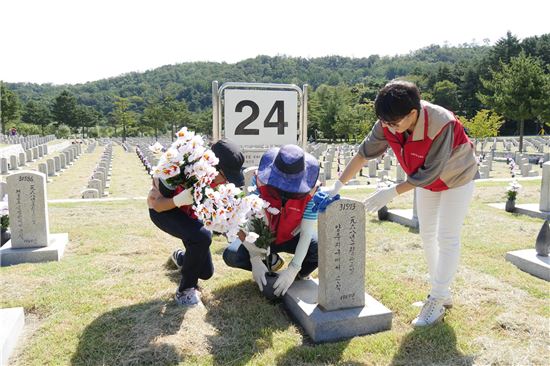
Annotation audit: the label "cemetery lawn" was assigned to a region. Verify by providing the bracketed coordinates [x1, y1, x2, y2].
[1, 147, 548, 365]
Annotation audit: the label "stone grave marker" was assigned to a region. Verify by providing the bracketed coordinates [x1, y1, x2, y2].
[53, 156, 61, 172]
[284, 198, 392, 343]
[9, 155, 18, 171]
[81, 188, 99, 199]
[38, 163, 48, 177]
[59, 153, 67, 169]
[0, 158, 8, 175]
[0, 171, 69, 266]
[88, 179, 103, 197]
[46, 159, 56, 176]
[540, 162, 550, 212]
[18, 152, 26, 167]
[368, 160, 377, 177]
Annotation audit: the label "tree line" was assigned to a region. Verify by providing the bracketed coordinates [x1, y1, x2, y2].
[1, 31, 548, 149]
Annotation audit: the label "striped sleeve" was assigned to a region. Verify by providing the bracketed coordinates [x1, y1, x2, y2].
[358, 121, 389, 160]
[302, 199, 318, 221]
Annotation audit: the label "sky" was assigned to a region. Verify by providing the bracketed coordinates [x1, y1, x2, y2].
[1, 0, 548, 85]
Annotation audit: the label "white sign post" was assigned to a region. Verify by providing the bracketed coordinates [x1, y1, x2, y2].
[224, 89, 298, 146]
[213, 82, 308, 158]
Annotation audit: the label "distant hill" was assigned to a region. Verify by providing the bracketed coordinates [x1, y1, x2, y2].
[5, 45, 490, 115]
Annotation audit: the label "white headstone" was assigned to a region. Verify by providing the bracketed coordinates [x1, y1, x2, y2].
[6, 171, 50, 248]
[540, 162, 550, 212]
[81, 188, 99, 199]
[318, 198, 366, 311]
[368, 160, 377, 177]
[88, 179, 103, 197]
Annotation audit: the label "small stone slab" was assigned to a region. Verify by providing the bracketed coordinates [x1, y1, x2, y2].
[505, 249, 550, 281]
[489, 203, 550, 220]
[0, 233, 68, 266]
[385, 208, 419, 229]
[284, 279, 392, 343]
[0, 307, 25, 365]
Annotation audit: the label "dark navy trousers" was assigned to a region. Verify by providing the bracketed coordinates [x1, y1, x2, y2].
[149, 208, 213, 291]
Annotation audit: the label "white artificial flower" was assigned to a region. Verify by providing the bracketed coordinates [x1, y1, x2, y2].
[202, 149, 219, 166]
[175, 127, 195, 142]
[189, 145, 206, 162]
[245, 232, 259, 243]
[148, 142, 164, 154]
[266, 207, 280, 215]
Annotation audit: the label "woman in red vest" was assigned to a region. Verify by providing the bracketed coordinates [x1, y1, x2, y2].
[148, 139, 245, 307]
[322, 80, 478, 326]
[223, 144, 321, 297]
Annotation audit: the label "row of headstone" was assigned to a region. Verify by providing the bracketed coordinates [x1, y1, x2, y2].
[137, 145, 155, 174]
[0, 144, 52, 175]
[86, 141, 97, 153]
[0, 134, 56, 150]
[472, 137, 550, 162]
[36, 144, 82, 182]
[314, 143, 411, 186]
[82, 144, 113, 198]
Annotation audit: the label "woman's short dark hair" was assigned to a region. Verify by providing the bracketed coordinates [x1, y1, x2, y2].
[374, 80, 421, 123]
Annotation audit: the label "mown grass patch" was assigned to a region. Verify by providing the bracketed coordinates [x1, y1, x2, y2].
[1, 151, 548, 365]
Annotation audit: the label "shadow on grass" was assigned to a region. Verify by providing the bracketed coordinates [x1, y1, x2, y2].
[369, 217, 420, 234]
[274, 339, 362, 366]
[390, 323, 474, 366]
[71, 300, 188, 366]
[205, 280, 290, 365]
[205, 280, 357, 365]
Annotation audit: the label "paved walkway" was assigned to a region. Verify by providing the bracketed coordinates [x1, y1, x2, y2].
[48, 196, 147, 204]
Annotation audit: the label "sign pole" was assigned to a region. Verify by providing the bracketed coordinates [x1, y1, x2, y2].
[211, 80, 220, 142]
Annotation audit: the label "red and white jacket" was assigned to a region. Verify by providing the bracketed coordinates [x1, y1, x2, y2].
[359, 101, 478, 191]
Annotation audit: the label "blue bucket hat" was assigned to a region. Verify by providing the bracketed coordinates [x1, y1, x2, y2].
[257, 144, 320, 194]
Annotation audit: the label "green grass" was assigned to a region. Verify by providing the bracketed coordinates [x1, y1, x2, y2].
[1, 147, 548, 365]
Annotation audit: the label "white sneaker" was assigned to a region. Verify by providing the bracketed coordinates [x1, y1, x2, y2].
[175, 287, 201, 307]
[412, 295, 453, 309]
[411, 297, 446, 327]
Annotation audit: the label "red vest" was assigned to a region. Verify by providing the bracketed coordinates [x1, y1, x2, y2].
[258, 185, 312, 245]
[383, 108, 471, 192]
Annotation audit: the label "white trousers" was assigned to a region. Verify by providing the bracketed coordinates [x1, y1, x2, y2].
[416, 181, 474, 299]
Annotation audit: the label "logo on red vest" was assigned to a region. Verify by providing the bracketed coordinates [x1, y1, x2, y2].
[410, 152, 424, 159]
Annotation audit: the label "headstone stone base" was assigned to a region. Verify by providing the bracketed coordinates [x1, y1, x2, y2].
[0, 307, 25, 365]
[283, 279, 392, 343]
[384, 209, 419, 229]
[0, 233, 68, 266]
[488, 203, 550, 220]
[505, 249, 550, 281]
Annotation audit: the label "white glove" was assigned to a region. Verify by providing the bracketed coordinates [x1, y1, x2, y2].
[273, 263, 300, 297]
[250, 256, 268, 291]
[320, 180, 344, 198]
[172, 187, 193, 207]
[364, 185, 398, 213]
[242, 240, 267, 258]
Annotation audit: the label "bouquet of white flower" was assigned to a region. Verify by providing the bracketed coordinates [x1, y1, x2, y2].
[506, 180, 522, 201]
[151, 127, 270, 242]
